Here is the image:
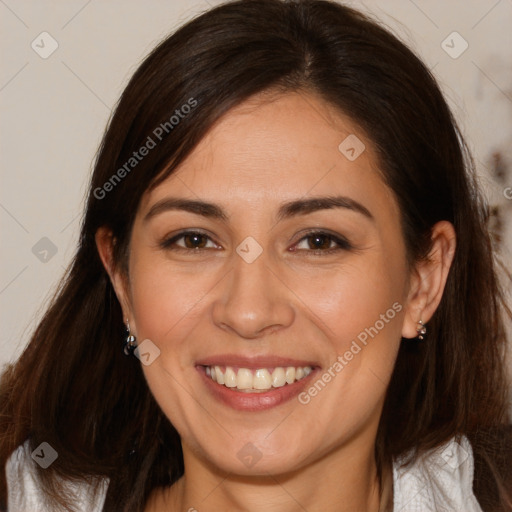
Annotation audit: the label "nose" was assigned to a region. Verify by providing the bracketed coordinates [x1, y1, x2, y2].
[212, 250, 295, 339]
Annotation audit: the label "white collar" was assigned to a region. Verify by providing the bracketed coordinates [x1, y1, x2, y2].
[393, 435, 483, 511]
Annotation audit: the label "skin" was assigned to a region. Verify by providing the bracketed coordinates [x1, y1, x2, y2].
[96, 90, 456, 512]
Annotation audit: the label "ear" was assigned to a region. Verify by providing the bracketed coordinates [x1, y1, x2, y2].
[95, 227, 135, 331]
[401, 221, 456, 339]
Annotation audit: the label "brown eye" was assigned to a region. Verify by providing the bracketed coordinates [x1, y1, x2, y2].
[160, 231, 219, 251]
[307, 234, 333, 250]
[183, 233, 208, 249]
[292, 231, 353, 253]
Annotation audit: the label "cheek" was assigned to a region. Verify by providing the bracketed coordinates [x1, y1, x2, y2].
[127, 244, 223, 367]
[126, 258, 220, 435]
[130, 264, 215, 344]
[288, 257, 405, 347]
[288, 256, 406, 416]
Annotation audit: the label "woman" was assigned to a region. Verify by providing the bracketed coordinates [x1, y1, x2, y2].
[1, 0, 511, 511]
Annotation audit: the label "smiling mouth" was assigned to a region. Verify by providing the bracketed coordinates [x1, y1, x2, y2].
[203, 365, 313, 393]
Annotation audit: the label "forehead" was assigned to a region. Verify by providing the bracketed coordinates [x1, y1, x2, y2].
[141, 91, 397, 219]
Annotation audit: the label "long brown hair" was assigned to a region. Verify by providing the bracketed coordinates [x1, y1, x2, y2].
[1, 1, 511, 510]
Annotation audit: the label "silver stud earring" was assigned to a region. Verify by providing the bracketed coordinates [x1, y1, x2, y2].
[124, 319, 137, 355]
[416, 320, 427, 341]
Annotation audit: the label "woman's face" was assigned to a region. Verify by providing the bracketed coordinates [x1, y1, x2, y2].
[117, 91, 415, 475]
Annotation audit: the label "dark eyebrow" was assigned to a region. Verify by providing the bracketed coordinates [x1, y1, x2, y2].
[276, 196, 373, 222]
[143, 195, 373, 223]
[144, 198, 228, 222]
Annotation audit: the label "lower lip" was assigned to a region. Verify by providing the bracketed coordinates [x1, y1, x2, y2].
[197, 366, 316, 411]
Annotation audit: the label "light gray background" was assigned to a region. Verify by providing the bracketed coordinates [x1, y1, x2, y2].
[1, 0, 512, 373]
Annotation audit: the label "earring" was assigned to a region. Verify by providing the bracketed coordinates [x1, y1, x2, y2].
[416, 320, 427, 340]
[124, 319, 137, 355]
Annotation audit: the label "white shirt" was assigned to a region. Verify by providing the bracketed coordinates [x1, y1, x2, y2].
[6, 436, 483, 511]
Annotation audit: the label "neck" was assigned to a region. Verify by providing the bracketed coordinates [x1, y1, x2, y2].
[151, 436, 391, 512]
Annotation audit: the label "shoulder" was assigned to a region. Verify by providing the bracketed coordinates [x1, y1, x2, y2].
[5, 440, 109, 512]
[392, 435, 483, 512]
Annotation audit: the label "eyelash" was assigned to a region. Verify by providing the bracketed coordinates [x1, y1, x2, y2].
[292, 230, 353, 254]
[159, 229, 353, 255]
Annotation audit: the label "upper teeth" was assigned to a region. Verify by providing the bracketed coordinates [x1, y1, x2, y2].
[205, 365, 312, 391]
